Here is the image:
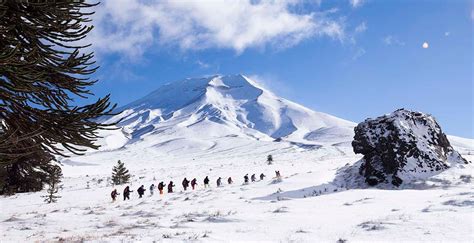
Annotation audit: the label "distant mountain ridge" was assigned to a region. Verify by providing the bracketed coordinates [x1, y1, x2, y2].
[103, 74, 355, 146]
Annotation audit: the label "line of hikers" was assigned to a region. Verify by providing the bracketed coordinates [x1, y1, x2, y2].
[111, 171, 282, 201]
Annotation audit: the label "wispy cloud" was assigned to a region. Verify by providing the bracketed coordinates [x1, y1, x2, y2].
[355, 22, 367, 33]
[344, 21, 367, 60]
[352, 47, 366, 60]
[86, 0, 347, 58]
[349, 0, 365, 8]
[247, 74, 294, 98]
[383, 35, 405, 46]
[196, 60, 210, 69]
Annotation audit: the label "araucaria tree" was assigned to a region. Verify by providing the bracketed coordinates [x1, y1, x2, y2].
[267, 155, 273, 165]
[42, 165, 63, 203]
[0, 1, 116, 194]
[111, 160, 130, 185]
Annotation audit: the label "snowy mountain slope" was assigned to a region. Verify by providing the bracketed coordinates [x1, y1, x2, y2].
[2, 74, 474, 242]
[103, 74, 355, 149]
[95, 74, 473, 159]
[447, 135, 474, 155]
[2, 136, 473, 242]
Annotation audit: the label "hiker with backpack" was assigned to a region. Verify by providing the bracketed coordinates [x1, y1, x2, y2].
[123, 186, 133, 200]
[182, 178, 190, 191]
[251, 174, 256, 182]
[149, 184, 155, 196]
[137, 185, 146, 198]
[217, 177, 222, 187]
[228, 177, 233, 184]
[168, 181, 175, 193]
[244, 174, 249, 184]
[259, 173, 266, 180]
[204, 176, 210, 188]
[111, 189, 119, 202]
[158, 182, 166, 195]
[191, 178, 198, 190]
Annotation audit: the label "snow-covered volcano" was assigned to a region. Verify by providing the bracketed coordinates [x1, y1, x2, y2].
[104, 74, 355, 148]
[4, 75, 474, 242]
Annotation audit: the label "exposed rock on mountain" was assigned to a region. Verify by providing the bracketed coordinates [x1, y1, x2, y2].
[352, 109, 468, 186]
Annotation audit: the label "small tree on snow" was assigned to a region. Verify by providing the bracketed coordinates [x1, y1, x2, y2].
[267, 154, 273, 165]
[111, 160, 130, 185]
[43, 166, 62, 203]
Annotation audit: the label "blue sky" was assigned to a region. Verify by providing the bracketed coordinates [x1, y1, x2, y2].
[83, 0, 473, 138]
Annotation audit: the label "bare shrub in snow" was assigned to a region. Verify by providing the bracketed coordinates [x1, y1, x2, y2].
[358, 221, 392, 231]
[442, 199, 474, 207]
[459, 175, 472, 183]
[273, 206, 289, 213]
[295, 229, 309, 233]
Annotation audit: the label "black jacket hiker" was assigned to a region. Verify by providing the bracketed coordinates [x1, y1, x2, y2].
[204, 176, 210, 188]
[260, 173, 266, 180]
[168, 181, 175, 193]
[244, 174, 249, 184]
[137, 185, 146, 198]
[216, 177, 222, 187]
[182, 178, 190, 191]
[228, 177, 233, 184]
[123, 186, 133, 200]
[251, 174, 256, 182]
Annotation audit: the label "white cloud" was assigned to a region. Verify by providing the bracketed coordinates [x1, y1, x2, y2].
[383, 35, 405, 46]
[352, 47, 366, 60]
[471, 9, 474, 20]
[196, 60, 210, 69]
[444, 32, 450, 37]
[355, 22, 367, 33]
[349, 0, 364, 8]
[86, 0, 346, 58]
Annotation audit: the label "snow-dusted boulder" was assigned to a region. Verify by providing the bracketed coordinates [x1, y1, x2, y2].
[352, 109, 468, 186]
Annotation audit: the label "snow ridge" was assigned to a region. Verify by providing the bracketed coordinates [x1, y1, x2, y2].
[104, 74, 356, 149]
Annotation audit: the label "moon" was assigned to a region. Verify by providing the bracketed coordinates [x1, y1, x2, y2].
[422, 42, 429, 49]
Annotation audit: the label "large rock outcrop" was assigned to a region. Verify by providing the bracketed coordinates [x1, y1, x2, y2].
[352, 109, 468, 187]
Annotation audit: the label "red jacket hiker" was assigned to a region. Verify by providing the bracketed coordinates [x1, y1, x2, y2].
[158, 182, 165, 194]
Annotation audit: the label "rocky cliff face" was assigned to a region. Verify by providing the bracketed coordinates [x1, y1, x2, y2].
[352, 109, 468, 186]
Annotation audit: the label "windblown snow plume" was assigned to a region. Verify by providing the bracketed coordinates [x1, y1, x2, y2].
[352, 109, 469, 186]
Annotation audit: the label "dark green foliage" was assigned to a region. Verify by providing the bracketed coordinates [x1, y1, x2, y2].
[0, 139, 57, 194]
[1, 153, 57, 195]
[111, 160, 130, 185]
[267, 154, 273, 165]
[0, 0, 117, 194]
[42, 165, 62, 203]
